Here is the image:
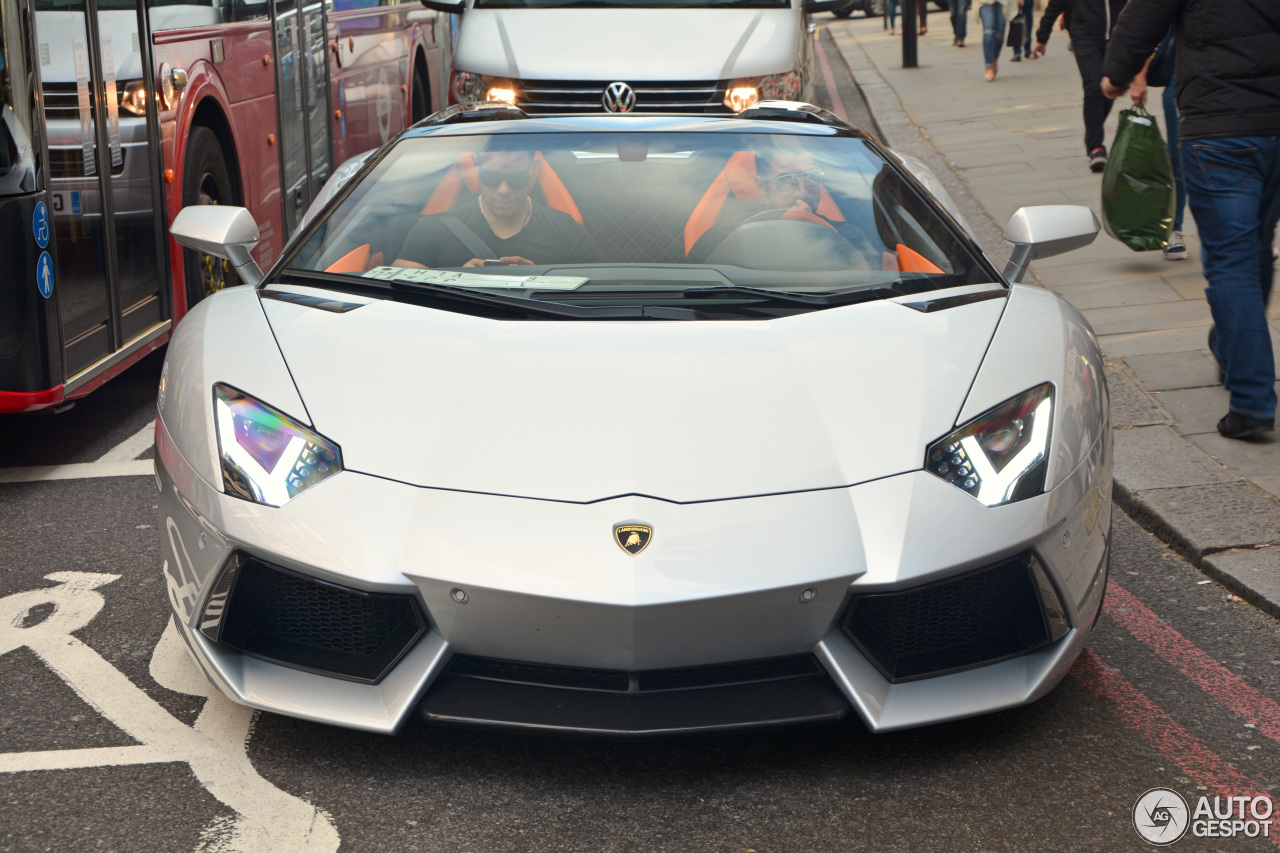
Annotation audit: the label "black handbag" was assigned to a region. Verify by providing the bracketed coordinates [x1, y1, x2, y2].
[1006, 14, 1025, 48]
[1146, 30, 1176, 88]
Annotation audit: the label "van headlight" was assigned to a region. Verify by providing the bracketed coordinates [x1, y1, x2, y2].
[120, 80, 149, 116]
[925, 383, 1054, 506]
[724, 71, 803, 112]
[450, 70, 516, 105]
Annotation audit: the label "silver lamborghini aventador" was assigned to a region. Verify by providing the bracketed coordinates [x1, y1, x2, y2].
[156, 101, 1111, 736]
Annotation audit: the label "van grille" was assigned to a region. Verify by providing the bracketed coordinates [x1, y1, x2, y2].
[516, 79, 730, 114]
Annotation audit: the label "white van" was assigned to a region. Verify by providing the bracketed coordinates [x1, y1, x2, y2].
[421, 0, 844, 114]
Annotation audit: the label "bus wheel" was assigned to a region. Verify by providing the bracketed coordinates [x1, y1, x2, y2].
[411, 60, 431, 124]
[182, 126, 236, 308]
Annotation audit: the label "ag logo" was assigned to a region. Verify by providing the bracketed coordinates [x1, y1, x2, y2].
[1133, 788, 1190, 846]
[614, 523, 652, 556]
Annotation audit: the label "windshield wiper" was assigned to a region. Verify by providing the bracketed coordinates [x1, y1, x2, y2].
[680, 285, 905, 307]
[274, 270, 707, 320]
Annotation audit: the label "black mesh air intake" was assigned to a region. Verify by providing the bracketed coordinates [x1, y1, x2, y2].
[209, 554, 426, 683]
[421, 654, 850, 735]
[842, 553, 1063, 683]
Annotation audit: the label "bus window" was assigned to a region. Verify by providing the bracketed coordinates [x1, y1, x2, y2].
[1, 0, 38, 196]
[146, 0, 270, 28]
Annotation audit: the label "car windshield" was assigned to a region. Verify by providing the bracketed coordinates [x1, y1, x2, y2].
[283, 130, 996, 318]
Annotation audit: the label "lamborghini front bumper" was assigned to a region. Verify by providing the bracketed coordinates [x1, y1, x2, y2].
[157, 413, 1110, 735]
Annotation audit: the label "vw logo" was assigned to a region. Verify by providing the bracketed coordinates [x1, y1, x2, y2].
[602, 82, 636, 113]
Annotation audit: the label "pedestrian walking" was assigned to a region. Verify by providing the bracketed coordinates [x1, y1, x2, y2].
[885, 0, 901, 35]
[951, 0, 971, 46]
[1010, 0, 1034, 60]
[1103, 0, 1280, 439]
[978, 0, 1014, 81]
[1032, 0, 1129, 171]
[917, 0, 929, 35]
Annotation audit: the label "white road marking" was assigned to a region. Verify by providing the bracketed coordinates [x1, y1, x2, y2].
[0, 420, 156, 482]
[97, 422, 157, 463]
[0, 459, 154, 483]
[0, 572, 340, 853]
[0, 745, 182, 772]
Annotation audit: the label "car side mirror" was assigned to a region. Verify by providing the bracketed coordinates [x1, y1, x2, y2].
[419, 0, 465, 12]
[803, 0, 845, 11]
[171, 205, 264, 287]
[1002, 205, 1100, 283]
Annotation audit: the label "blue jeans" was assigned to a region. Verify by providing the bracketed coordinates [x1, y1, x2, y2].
[979, 4, 1005, 68]
[886, 0, 900, 29]
[950, 0, 970, 40]
[1013, 0, 1032, 55]
[1162, 79, 1186, 231]
[1182, 136, 1280, 419]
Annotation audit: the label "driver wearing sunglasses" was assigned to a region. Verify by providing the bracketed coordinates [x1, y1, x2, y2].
[394, 144, 599, 269]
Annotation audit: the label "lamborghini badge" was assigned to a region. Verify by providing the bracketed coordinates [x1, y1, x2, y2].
[614, 523, 653, 556]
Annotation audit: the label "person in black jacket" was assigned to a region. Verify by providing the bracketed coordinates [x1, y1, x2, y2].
[1102, 0, 1280, 439]
[1032, 0, 1128, 171]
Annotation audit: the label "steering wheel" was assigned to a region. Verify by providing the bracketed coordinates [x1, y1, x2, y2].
[702, 209, 865, 271]
[738, 207, 842, 232]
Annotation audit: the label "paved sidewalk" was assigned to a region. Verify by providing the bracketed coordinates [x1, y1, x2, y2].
[821, 16, 1280, 613]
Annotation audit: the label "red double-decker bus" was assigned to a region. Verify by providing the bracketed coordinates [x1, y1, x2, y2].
[0, 0, 451, 412]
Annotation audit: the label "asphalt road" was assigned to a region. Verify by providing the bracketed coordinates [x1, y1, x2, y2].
[3, 39, 1280, 853]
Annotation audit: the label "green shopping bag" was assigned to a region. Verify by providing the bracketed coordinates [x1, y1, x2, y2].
[1101, 106, 1175, 252]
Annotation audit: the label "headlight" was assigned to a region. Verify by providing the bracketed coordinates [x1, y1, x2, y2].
[723, 71, 802, 112]
[450, 70, 516, 105]
[120, 80, 148, 116]
[925, 383, 1054, 507]
[485, 83, 517, 105]
[213, 384, 342, 507]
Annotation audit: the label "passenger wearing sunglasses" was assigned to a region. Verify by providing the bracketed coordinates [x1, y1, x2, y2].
[755, 148, 828, 219]
[394, 146, 599, 269]
[687, 144, 872, 264]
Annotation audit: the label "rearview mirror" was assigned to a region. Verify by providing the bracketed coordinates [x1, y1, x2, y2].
[171, 205, 264, 287]
[1002, 205, 1100, 283]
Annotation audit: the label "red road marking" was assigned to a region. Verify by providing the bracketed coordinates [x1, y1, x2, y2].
[814, 32, 850, 122]
[1105, 579, 1280, 745]
[1072, 647, 1280, 846]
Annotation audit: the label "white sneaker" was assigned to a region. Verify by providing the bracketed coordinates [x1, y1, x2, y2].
[1163, 230, 1188, 261]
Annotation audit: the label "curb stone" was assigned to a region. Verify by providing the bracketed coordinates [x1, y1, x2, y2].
[823, 27, 1280, 621]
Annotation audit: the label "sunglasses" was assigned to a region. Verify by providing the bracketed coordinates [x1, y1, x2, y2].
[766, 168, 824, 189]
[478, 164, 535, 190]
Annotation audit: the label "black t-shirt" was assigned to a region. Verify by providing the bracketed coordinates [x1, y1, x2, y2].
[397, 198, 601, 267]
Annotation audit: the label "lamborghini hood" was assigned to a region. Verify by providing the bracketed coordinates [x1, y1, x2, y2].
[262, 291, 1006, 503]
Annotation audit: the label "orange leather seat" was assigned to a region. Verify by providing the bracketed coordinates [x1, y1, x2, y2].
[421, 152, 583, 223]
[324, 152, 582, 274]
[683, 151, 845, 255]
